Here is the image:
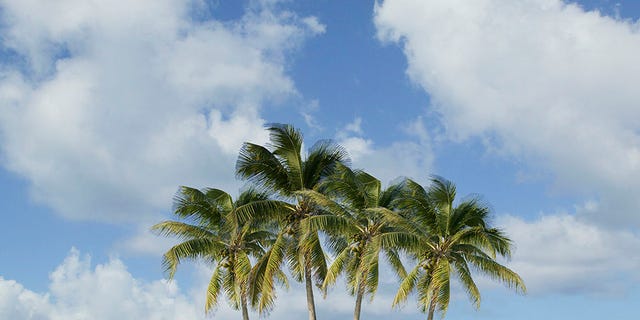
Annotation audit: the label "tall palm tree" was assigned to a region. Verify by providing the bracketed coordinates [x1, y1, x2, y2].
[300, 164, 407, 320]
[236, 123, 349, 320]
[151, 187, 285, 320]
[383, 177, 526, 320]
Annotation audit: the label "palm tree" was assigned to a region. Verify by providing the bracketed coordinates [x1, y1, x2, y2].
[384, 177, 526, 320]
[151, 186, 285, 320]
[300, 164, 407, 320]
[236, 123, 349, 320]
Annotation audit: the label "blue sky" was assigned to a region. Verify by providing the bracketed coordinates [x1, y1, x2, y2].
[1, 0, 640, 319]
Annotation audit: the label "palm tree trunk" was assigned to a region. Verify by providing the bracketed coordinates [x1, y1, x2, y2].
[304, 264, 318, 320]
[426, 292, 437, 320]
[241, 293, 250, 320]
[353, 281, 366, 320]
[427, 305, 435, 320]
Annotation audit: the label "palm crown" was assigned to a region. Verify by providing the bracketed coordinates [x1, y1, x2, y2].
[387, 177, 526, 320]
[151, 187, 284, 320]
[236, 123, 350, 319]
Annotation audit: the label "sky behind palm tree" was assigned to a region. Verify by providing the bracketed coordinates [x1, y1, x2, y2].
[1, 0, 640, 319]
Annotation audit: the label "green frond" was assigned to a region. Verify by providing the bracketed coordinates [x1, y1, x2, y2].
[235, 187, 270, 206]
[302, 214, 355, 237]
[234, 252, 252, 284]
[448, 197, 486, 233]
[385, 248, 407, 279]
[275, 268, 290, 289]
[430, 258, 451, 304]
[465, 254, 527, 294]
[436, 278, 450, 315]
[161, 238, 224, 279]
[250, 231, 288, 313]
[355, 170, 381, 208]
[233, 199, 292, 225]
[316, 164, 373, 212]
[365, 258, 379, 300]
[452, 255, 481, 309]
[222, 265, 240, 310]
[203, 188, 234, 212]
[377, 209, 430, 240]
[452, 198, 490, 230]
[394, 180, 437, 231]
[377, 232, 424, 252]
[304, 231, 328, 284]
[151, 221, 217, 241]
[483, 227, 514, 258]
[267, 124, 305, 191]
[428, 176, 456, 211]
[205, 264, 223, 313]
[378, 181, 405, 209]
[286, 240, 305, 283]
[416, 271, 433, 313]
[172, 186, 224, 225]
[322, 246, 351, 292]
[303, 139, 350, 189]
[236, 142, 290, 195]
[297, 189, 353, 219]
[393, 264, 421, 307]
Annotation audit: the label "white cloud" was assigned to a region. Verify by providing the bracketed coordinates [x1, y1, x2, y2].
[302, 16, 327, 35]
[499, 213, 640, 295]
[336, 117, 434, 185]
[374, 0, 640, 226]
[343, 117, 364, 135]
[0, 249, 203, 320]
[0, 0, 322, 222]
[0, 278, 51, 320]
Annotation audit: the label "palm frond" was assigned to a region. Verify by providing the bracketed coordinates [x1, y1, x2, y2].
[205, 264, 223, 313]
[161, 238, 224, 278]
[451, 254, 481, 309]
[151, 221, 217, 240]
[267, 123, 305, 192]
[233, 199, 292, 224]
[172, 186, 224, 225]
[250, 231, 288, 312]
[303, 139, 350, 189]
[304, 231, 328, 284]
[385, 248, 407, 279]
[377, 231, 424, 253]
[236, 142, 290, 195]
[322, 246, 351, 292]
[393, 264, 421, 307]
[464, 253, 527, 294]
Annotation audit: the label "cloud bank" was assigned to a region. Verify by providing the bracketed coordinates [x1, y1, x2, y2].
[500, 213, 640, 295]
[0, 0, 322, 222]
[375, 0, 640, 226]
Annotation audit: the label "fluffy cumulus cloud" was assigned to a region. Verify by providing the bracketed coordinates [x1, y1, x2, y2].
[374, 0, 640, 226]
[0, 0, 323, 222]
[0, 249, 203, 320]
[500, 213, 640, 295]
[336, 117, 434, 186]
